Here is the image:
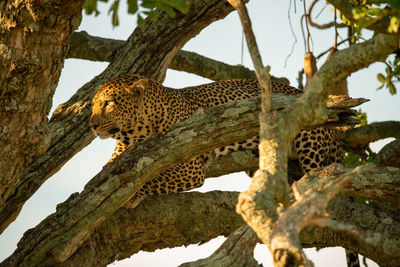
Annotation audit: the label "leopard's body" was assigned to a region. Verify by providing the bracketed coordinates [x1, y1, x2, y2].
[90, 74, 343, 203]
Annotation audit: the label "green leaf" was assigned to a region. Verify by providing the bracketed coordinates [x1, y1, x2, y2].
[108, 0, 120, 26]
[158, 2, 177, 17]
[137, 14, 145, 26]
[161, 0, 190, 14]
[142, 0, 157, 9]
[83, 0, 99, 15]
[143, 10, 159, 20]
[388, 82, 397, 94]
[377, 73, 386, 83]
[127, 0, 138, 14]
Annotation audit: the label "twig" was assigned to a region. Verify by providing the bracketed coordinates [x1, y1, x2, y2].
[227, 0, 272, 113]
[307, 0, 347, 30]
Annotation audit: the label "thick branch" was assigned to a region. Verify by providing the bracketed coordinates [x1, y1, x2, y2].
[59, 191, 244, 267]
[0, 0, 237, 234]
[180, 224, 259, 267]
[374, 139, 400, 168]
[339, 121, 400, 150]
[238, 30, 398, 267]
[67, 31, 289, 84]
[2, 94, 361, 266]
[54, 164, 400, 266]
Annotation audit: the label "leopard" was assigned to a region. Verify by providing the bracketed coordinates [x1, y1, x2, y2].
[90, 74, 359, 267]
[90, 74, 344, 200]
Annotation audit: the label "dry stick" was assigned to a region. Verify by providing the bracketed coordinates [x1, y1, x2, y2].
[227, 0, 271, 113]
[227, 0, 297, 266]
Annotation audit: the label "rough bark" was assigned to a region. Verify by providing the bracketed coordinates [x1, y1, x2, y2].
[59, 191, 244, 267]
[52, 164, 400, 267]
[0, 0, 84, 231]
[67, 31, 289, 84]
[339, 121, 400, 150]
[0, 0, 238, 234]
[233, 12, 399, 265]
[1, 94, 361, 266]
[374, 139, 400, 167]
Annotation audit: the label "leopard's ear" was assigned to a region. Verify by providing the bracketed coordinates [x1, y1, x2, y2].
[128, 79, 148, 98]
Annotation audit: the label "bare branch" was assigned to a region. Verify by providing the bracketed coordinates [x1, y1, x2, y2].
[306, 0, 347, 30]
[66, 31, 289, 84]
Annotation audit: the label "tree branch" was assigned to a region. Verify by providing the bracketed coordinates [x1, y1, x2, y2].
[306, 0, 347, 30]
[339, 121, 400, 150]
[374, 139, 400, 168]
[67, 31, 289, 84]
[0, 0, 238, 234]
[180, 224, 259, 267]
[2, 93, 361, 266]
[59, 191, 244, 267]
[55, 164, 400, 266]
[238, 18, 398, 266]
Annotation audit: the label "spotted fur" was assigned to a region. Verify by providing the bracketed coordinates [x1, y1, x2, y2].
[90, 74, 342, 204]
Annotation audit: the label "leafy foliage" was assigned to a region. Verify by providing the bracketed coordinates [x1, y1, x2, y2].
[331, 1, 400, 94]
[338, 0, 400, 34]
[83, 0, 190, 26]
[377, 54, 400, 95]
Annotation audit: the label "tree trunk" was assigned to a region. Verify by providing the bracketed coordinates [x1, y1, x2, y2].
[0, 0, 237, 234]
[0, 0, 84, 232]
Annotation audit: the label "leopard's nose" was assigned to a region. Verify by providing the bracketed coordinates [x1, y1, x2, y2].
[89, 115, 100, 130]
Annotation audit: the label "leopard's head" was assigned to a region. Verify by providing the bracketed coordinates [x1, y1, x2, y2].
[89, 75, 150, 143]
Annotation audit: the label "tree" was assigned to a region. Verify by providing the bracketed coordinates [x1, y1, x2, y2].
[0, 0, 399, 266]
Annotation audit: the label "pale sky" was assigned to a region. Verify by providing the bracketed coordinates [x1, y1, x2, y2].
[1, 1, 398, 266]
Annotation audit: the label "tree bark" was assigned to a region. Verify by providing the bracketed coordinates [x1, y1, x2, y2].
[0, 0, 238, 234]
[235, 22, 399, 266]
[51, 164, 400, 267]
[1, 93, 361, 266]
[0, 0, 84, 231]
[59, 191, 244, 267]
[339, 121, 400, 150]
